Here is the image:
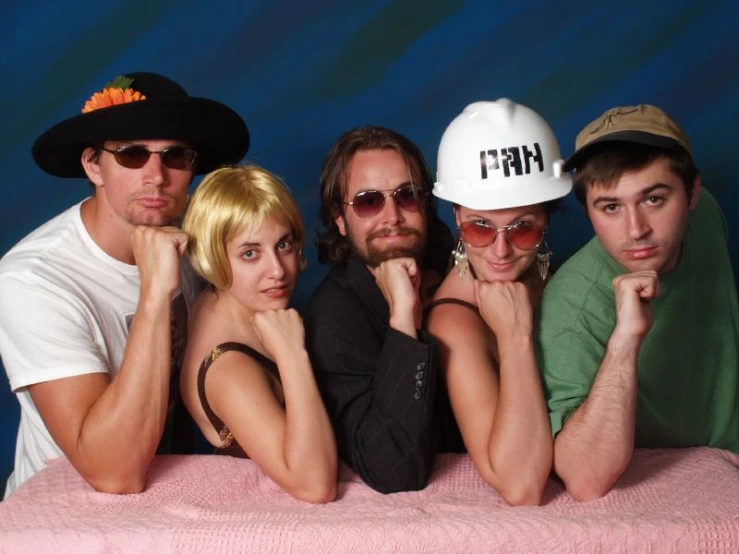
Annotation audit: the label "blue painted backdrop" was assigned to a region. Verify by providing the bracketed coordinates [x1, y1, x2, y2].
[2, 0, 738, 489]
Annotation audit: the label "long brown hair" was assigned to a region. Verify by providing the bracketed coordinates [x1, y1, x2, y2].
[316, 125, 453, 275]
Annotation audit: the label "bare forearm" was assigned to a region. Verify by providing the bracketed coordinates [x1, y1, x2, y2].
[77, 294, 172, 491]
[279, 349, 337, 501]
[389, 306, 418, 339]
[554, 333, 641, 501]
[486, 336, 552, 504]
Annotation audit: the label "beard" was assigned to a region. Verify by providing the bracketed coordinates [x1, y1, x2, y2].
[348, 225, 426, 268]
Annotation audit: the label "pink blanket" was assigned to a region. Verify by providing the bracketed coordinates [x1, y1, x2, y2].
[1, 448, 737, 553]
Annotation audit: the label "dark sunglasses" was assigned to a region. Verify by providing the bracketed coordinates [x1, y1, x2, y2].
[459, 220, 546, 250]
[101, 145, 198, 170]
[343, 184, 425, 218]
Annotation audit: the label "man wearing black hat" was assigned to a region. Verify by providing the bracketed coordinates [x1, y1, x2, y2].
[0, 72, 249, 497]
[536, 105, 739, 501]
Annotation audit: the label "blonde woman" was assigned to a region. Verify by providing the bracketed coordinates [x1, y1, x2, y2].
[181, 165, 337, 503]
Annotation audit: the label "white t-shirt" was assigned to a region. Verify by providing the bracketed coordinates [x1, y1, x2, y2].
[0, 202, 141, 496]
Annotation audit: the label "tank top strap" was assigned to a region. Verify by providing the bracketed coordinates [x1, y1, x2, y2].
[424, 297, 479, 319]
[196, 342, 280, 442]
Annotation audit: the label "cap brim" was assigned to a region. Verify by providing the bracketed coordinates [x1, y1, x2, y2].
[562, 131, 679, 172]
[32, 97, 249, 178]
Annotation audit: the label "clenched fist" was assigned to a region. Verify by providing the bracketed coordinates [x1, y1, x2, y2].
[132, 226, 188, 300]
[474, 280, 533, 340]
[370, 258, 421, 337]
[252, 308, 306, 361]
[612, 270, 660, 339]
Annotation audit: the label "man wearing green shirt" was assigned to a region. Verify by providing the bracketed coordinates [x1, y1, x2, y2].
[537, 105, 739, 501]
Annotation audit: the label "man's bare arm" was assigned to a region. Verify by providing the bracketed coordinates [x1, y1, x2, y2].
[553, 271, 659, 501]
[29, 226, 187, 493]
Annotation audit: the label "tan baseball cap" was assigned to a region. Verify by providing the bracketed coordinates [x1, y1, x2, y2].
[563, 104, 692, 172]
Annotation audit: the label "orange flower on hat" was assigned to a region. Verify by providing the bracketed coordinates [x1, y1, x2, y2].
[81, 76, 146, 114]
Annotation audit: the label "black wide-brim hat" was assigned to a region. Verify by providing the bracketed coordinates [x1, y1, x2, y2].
[32, 72, 250, 178]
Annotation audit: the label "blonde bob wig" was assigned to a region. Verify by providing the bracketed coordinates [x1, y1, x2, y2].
[183, 164, 305, 290]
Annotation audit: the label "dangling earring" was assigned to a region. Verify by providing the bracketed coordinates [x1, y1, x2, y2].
[536, 241, 552, 281]
[452, 239, 469, 278]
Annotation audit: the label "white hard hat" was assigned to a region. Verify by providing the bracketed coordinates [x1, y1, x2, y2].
[433, 99, 572, 210]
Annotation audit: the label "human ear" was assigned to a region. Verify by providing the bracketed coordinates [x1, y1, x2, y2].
[81, 147, 103, 187]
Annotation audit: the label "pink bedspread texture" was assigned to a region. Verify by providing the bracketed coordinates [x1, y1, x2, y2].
[0, 448, 737, 553]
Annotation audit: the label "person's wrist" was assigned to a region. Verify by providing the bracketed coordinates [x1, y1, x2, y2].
[136, 289, 171, 319]
[273, 346, 310, 368]
[609, 325, 647, 349]
[611, 319, 650, 341]
[389, 312, 417, 338]
[497, 328, 533, 347]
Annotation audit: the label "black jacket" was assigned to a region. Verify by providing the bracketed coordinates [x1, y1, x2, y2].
[305, 257, 463, 494]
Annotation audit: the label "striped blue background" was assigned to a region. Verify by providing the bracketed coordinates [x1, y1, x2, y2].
[1, 0, 738, 489]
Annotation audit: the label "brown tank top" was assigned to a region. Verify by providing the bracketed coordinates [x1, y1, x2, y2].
[196, 342, 281, 458]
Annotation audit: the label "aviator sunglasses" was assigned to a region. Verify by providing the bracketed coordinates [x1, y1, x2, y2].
[459, 220, 546, 250]
[101, 145, 198, 170]
[343, 184, 425, 218]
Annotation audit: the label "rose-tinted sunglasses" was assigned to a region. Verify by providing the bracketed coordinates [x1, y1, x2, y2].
[459, 220, 546, 250]
[343, 184, 425, 218]
[101, 145, 198, 170]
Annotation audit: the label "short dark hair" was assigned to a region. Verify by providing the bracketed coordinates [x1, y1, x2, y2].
[573, 142, 698, 205]
[316, 125, 453, 275]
